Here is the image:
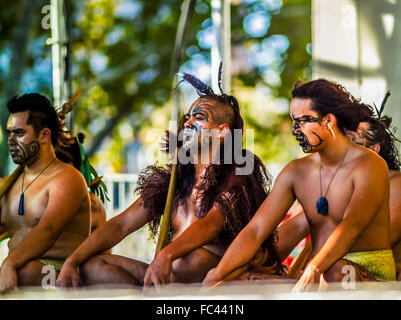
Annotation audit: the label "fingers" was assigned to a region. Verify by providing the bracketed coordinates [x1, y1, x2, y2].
[143, 268, 171, 289]
[56, 275, 80, 288]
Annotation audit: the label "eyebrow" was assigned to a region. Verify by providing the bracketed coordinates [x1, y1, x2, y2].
[187, 104, 215, 120]
[291, 114, 321, 122]
[5, 128, 25, 134]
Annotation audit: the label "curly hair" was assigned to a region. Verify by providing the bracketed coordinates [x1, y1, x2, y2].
[364, 116, 401, 171]
[135, 92, 284, 275]
[292, 79, 374, 133]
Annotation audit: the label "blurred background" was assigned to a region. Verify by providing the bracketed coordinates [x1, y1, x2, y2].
[0, 0, 399, 263]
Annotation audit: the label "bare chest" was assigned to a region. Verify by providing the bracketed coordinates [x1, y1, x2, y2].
[1, 177, 49, 231]
[293, 165, 354, 227]
[171, 190, 201, 237]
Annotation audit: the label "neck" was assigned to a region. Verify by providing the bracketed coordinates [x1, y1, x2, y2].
[194, 163, 209, 180]
[318, 134, 350, 167]
[194, 144, 221, 178]
[24, 149, 56, 175]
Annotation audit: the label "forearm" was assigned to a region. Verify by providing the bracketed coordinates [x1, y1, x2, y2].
[5, 226, 59, 269]
[66, 219, 126, 266]
[160, 218, 221, 261]
[308, 222, 360, 272]
[214, 226, 263, 279]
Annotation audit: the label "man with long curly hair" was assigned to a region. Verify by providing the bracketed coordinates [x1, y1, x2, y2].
[277, 113, 401, 280]
[204, 79, 397, 291]
[56, 72, 284, 288]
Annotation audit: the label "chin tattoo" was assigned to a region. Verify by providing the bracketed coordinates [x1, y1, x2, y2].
[11, 140, 40, 165]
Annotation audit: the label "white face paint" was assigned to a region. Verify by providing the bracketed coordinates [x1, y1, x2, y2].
[181, 127, 198, 150]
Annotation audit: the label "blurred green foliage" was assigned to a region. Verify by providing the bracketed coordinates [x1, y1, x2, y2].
[0, 0, 311, 176]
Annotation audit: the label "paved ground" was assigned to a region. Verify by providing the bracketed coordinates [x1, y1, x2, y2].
[1, 280, 401, 300]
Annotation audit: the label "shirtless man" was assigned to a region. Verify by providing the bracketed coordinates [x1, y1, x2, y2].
[0, 93, 90, 292]
[278, 114, 401, 279]
[56, 72, 283, 288]
[55, 134, 107, 233]
[203, 79, 396, 291]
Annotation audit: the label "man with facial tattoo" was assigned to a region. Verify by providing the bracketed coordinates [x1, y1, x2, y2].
[203, 79, 396, 291]
[56, 72, 284, 288]
[278, 114, 401, 280]
[0, 93, 90, 292]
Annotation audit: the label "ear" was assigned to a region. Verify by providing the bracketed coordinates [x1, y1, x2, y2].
[325, 113, 336, 130]
[40, 128, 52, 144]
[370, 143, 381, 154]
[218, 123, 230, 139]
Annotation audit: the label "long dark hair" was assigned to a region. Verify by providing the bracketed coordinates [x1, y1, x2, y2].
[136, 92, 284, 274]
[365, 116, 400, 171]
[291, 79, 374, 133]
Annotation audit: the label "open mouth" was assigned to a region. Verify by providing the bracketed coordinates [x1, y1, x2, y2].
[181, 128, 197, 148]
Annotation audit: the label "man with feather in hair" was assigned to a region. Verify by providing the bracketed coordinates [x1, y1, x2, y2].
[56, 70, 284, 288]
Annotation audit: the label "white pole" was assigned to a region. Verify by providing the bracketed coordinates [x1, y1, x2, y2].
[47, 0, 69, 121]
[211, 0, 231, 94]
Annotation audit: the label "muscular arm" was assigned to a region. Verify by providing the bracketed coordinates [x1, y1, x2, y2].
[203, 162, 297, 283]
[0, 177, 8, 235]
[144, 206, 225, 286]
[277, 203, 310, 261]
[89, 192, 107, 233]
[4, 170, 88, 270]
[64, 197, 150, 267]
[306, 157, 389, 274]
[161, 207, 224, 261]
[389, 175, 401, 246]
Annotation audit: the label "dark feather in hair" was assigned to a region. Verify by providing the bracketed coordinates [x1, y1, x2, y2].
[374, 90, 391, 119]
[180, 72, 214, 96]
[218, 62, 224, 94]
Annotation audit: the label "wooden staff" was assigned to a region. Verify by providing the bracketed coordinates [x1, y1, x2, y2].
[0, 165, 25, 240]
[208, 264, 249, 290]
[0, 165, 24, 201]
[207, 240, 313, 290]
[286, 239, 312, 279]
[153, 0, 195, 257]
[154, 149, 178, 257]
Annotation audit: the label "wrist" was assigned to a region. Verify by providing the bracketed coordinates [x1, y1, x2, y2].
[2, 258, 16, 270]
[64, 257, 79, 268]
[308, 263, 322, 276]
[158, 248, 174, 262]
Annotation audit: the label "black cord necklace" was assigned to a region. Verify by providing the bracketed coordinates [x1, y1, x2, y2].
[316, 141, 350, 216]
[18, 158, 56, 216]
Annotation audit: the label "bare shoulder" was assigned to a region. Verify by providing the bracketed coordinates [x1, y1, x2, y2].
[280, 154, 315, 177]
[350, 145, 388, 177]
[390, 170, 401, 181]
[390, 170, 401, 188]
[50, 160, 88, 190]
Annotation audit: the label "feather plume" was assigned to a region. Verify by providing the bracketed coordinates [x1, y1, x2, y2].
[218, 62, 224, 94]
[178, 72, 214, 96]
[374, 90, 391, 119]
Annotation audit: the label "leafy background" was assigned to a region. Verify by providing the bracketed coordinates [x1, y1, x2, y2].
[0, 0, 311, 178]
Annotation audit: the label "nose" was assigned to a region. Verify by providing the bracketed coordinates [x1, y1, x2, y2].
[8, 133, 15, 145]
[184, 117, 194, 129]
[292, 123, 300, 135]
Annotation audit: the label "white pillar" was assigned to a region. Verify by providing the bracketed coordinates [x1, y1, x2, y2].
[47, 0, 70, 124]
[211, 0, 231, 94]
[312, 0, 401, 140]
